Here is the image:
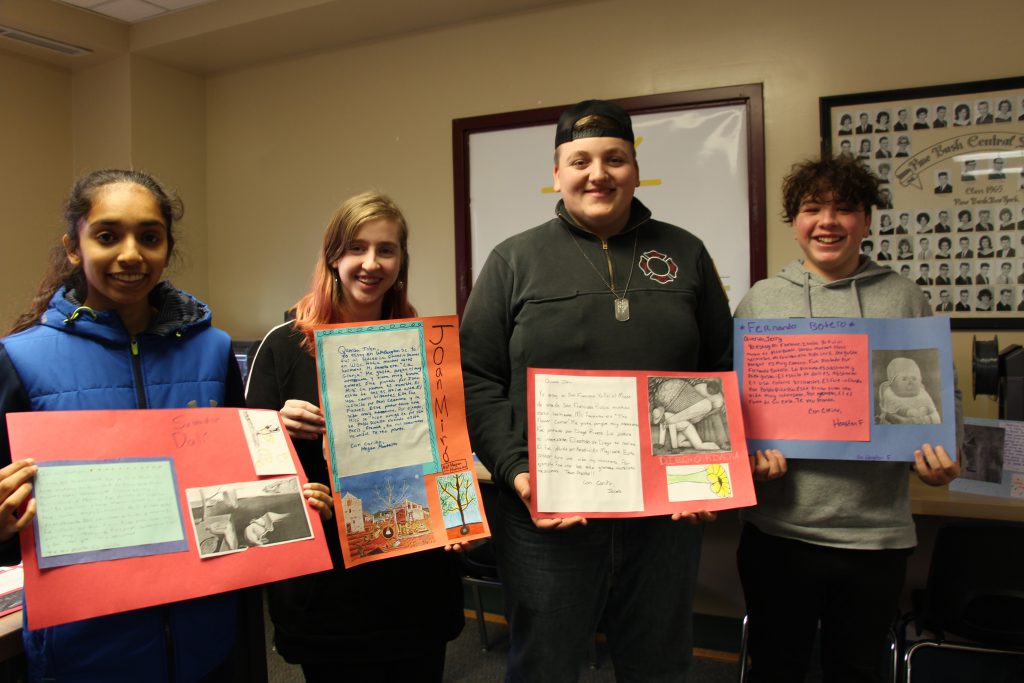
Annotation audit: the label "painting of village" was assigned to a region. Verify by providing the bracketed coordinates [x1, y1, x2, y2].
[338, 466, 436, 559]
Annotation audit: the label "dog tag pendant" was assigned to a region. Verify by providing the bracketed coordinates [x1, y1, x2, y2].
[614, 297, 630, 322]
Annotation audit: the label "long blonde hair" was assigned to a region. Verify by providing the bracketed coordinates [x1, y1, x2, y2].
[292, 191, 415, 353]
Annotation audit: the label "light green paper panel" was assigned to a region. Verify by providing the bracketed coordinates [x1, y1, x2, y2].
[35, 460, 185, 558]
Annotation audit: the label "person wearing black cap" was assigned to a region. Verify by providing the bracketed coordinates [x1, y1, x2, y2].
[460, 99, 732, 682]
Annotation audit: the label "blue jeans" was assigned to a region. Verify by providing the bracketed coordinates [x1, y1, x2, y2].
[495, 488, 702, 683]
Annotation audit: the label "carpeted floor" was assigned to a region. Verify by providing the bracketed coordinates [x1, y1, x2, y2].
[440, 618, 743, 682]
[265, 610, 743, 682]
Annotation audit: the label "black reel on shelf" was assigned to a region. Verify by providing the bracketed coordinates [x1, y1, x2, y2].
[972, 336, 1024, 420]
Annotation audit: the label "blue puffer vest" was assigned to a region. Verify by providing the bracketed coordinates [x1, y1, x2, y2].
[4, 285, 230, 413]
[1, 284, 237, 683]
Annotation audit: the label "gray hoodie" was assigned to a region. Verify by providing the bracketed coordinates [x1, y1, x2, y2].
[735, 257, 955, 549]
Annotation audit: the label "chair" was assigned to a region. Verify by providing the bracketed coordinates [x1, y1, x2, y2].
[738, 614, 749, 683]
[901, 522, 1024, 681]
[738, 614, 898, 682]
[458, 478, 503, 651]
[902, 641, 1024, 682]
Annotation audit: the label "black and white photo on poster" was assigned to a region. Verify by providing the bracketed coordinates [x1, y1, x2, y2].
[187, 476, 313, 559]
[648, 376, 731, 455]
[870, 348, 942, 425]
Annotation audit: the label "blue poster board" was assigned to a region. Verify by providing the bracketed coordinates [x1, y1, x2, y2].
[734, 317, 956, 461]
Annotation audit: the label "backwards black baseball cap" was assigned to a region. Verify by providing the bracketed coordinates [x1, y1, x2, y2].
[554, 99, 634, 148]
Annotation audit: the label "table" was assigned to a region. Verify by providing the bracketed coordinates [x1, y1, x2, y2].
[910, 478, 1024, 522]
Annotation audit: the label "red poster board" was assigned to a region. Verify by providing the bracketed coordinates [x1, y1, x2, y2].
[527, 369, 755, 519]
[6, 408, 332, 629]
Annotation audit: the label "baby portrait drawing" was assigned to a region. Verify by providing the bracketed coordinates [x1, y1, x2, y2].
[873, 350, 942, 425]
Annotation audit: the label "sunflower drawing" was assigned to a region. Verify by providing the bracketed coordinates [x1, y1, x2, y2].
[705, 464, 731, 498]
[665, 463, 734, 500]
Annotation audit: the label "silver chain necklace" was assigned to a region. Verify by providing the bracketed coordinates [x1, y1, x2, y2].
[566, 227, 639, 322]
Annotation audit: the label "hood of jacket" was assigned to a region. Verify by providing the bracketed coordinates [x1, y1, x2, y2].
[38, 281, 213, 344]
[773, 257, 896, 318]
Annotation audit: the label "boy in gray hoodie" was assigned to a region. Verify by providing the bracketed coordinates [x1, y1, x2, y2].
[735, 156, 960, 682]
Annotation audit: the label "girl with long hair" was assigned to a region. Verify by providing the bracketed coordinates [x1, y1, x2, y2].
[0, 169, 260, 682]
[245, 191, 463, 682]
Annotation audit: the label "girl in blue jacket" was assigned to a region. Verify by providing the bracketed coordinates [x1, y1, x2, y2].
[0, 169, 254, 682]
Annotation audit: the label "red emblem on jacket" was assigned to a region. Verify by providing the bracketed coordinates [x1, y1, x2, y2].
[639, 250, 678, 284]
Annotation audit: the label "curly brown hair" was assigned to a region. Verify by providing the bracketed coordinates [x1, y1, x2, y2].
[781, 156, 881, 224]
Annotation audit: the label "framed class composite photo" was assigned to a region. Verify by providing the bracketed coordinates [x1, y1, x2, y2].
[821, 75, 1024, 330]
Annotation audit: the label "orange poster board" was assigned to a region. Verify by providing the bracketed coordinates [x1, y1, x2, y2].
[314, 316, 490, 567]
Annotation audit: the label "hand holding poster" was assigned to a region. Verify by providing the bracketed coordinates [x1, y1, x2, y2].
[314, 315, 490, 567]
[734, 316, 957, 461]
[527, 369, 755, 518]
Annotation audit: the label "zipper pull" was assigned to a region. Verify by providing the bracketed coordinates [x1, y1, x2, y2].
[602, 239, 615, 288]
[131, 338, 139, 356]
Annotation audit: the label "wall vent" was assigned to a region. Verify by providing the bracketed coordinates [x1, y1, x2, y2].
[0, 25, 91, 57]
